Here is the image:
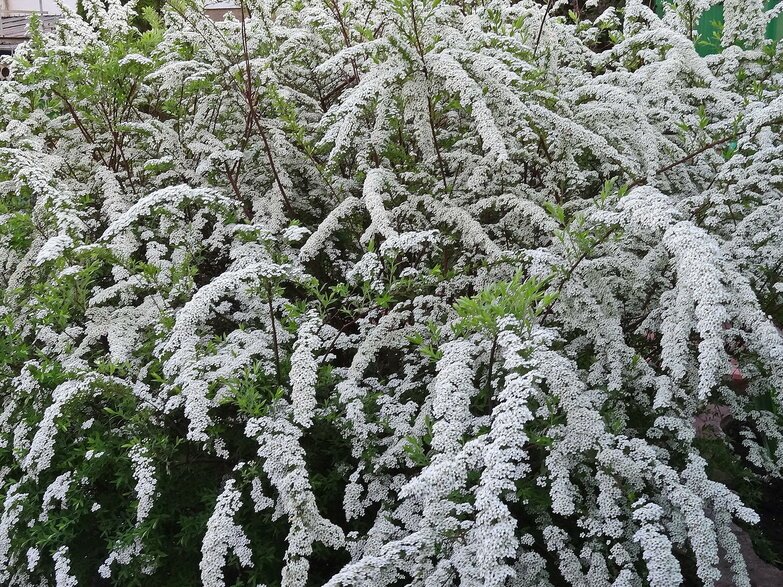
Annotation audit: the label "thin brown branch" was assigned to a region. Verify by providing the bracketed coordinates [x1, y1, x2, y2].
[628, 116, 783, 189]
[409, 1, 449, 192]
[533, 0, 555, 57]
[51, 89, 110, 168]
[266, 282, 282, 386]
[239, 1, 295, 216]
[540, 224, 620, 325]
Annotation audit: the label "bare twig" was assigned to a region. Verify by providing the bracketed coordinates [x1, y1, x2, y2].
[628, 116, 783, 189]
[540, 224, 620, 325]
[409, 0, 449, 192]
[533, 0, 555, 57]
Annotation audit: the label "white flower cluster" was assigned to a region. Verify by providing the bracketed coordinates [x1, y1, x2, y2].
[632, 501, 683, 587]
[289, 311, 321, 428]
[129, 445, 157, 525]
[39, 471, 73, 522]
[200, 480, 253, 587]
[98, 538, 144, 579]
[246, 414, 345, 587]
[52, 546, 78, 587]
[23, 379, 92, 477]
[34, 234, 73, 266]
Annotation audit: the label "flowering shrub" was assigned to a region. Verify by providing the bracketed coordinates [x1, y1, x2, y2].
[1, 0, 782, 585]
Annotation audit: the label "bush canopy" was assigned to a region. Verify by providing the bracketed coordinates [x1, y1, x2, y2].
[0, 0, 782, 585]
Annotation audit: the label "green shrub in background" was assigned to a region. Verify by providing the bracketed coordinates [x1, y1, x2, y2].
[657, 0, 783, 54]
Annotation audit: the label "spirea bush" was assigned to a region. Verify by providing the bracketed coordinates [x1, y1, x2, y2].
[0, 0, 782, 584]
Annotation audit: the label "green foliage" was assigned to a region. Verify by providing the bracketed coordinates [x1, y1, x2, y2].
[453, 272, 556, 337]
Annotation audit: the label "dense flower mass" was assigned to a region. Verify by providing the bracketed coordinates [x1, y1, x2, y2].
[0, 0, 782, 585]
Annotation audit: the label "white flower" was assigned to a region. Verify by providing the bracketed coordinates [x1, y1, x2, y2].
[200, 480, 253, 587]
[130, 445, 157, 525]
[35, 235, 73, 265]
[53, 546, 78, 587]
[290, 311, 321, 428]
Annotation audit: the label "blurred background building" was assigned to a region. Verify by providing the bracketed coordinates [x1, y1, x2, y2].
[1, 0, 73, 57]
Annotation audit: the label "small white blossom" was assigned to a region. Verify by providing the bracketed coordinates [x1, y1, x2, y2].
[200, 480, 253, 587]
